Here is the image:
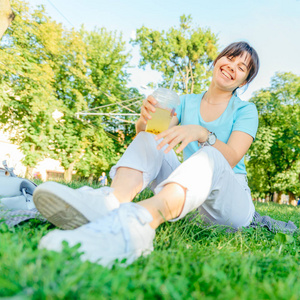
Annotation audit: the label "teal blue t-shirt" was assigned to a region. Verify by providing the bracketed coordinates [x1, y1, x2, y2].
[175, 92, 259, 174]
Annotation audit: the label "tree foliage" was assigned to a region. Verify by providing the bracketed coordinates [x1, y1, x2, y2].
[81, 27, 141, 158]
[0, 1, 58, 173]
[131, 15, 218, 94]
[247, 72, 300, 198]
[0, 0, 138, 180]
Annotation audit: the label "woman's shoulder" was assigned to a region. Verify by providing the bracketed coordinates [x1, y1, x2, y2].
[232, 95, 257, 110]
[232, 95, 258, 119]
[180, 92, 205, 103]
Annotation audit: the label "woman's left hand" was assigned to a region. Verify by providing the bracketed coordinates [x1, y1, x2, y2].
[155, 125, 208, 154]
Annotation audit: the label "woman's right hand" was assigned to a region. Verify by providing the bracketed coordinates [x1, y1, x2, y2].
[140, 95, 157, 125]
[136, 95, 157, 133]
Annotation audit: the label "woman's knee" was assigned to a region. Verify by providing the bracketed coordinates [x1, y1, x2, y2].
[135, 131, 157, 144]
[200, 146, 223, 159]
[196, 146, 230, 171]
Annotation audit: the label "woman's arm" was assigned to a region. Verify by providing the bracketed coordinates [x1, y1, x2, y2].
[155, 125, 253, 169]
[212, 131, 254, 168]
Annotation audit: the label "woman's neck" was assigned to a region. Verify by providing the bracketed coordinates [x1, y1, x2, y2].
[204, 84, 233, 105]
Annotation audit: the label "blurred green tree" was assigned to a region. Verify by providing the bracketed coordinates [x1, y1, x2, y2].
[46, 26, 114, 182]
[0, 0, 140, 181]
[0, 0, 58, 177]
[131, 14, 218, 94]
[246, 72, 300, 200]
[80, 28, 142, 161]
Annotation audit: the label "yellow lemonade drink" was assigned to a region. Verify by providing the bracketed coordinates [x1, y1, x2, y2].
[146, 107, 172, 134]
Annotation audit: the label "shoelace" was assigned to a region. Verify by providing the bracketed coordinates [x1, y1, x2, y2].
[21, 188, 31, 202]
[2, 160, 17, 177]
[85, 203, 153, 252]
[21, 188, 36, 210]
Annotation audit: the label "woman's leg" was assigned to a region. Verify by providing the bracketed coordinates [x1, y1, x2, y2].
[33, 132, 180, 229]
[109, 131, 181, 203]
[138, 182, 186, 229]
[37, 132, 182, 264]
[138, 146, 255, 229]
[110, 168, 143, 203]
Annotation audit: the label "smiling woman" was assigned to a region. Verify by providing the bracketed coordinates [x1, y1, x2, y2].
[214, 42, 259, 85]
[32, 41, 262, 268]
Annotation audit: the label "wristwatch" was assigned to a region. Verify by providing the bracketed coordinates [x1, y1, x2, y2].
[207, 131, 217, 145]
[198, 131, 217, 147]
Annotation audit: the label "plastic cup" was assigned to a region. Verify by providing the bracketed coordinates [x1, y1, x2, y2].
[145, 88, 180, 134]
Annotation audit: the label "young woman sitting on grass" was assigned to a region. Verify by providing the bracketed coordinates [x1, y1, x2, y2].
[33, 41, 260, 267]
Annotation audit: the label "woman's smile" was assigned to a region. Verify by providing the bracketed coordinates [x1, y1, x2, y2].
[220, 68, 234, 80]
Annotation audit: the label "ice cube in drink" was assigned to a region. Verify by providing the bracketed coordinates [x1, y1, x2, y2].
[145, 107, 172, 134]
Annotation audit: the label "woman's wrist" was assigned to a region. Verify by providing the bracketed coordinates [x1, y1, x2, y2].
[198, 127, 210, 143]
[135, 118, 146, 134]
[198, 128, 218, 147]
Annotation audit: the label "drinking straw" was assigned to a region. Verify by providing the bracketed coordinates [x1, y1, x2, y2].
[169, 70, 178, 90]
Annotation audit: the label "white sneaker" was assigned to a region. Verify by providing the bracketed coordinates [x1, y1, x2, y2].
[1, 194, 36, 210]
[33, 182, 119, 230]
[39, 203, 155, 267]
[0, 178, 37, 210]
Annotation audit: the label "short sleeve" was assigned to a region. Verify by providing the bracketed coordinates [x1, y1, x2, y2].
[232, 102, 259, 139]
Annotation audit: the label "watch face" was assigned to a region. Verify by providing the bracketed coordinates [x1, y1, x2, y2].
[208, 133, 216, 145]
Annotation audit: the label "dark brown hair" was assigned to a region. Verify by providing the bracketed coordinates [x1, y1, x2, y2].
[213, 41, 260, 85]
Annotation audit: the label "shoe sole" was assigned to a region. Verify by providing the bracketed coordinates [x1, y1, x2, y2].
[33, 188, 89, 230]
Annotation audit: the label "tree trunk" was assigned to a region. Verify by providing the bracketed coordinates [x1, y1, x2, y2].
[288, 192, 297, 206]
[0, 0, 15, 39]
[25, 166, 34, 179]
[64, 161, 75, 182]
[273, 192, 278, 203]
[189, 61, 194, 94]
[278, 192, 284, 205]
[184, 66, 189, 94]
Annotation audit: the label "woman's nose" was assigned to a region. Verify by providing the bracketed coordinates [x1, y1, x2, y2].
[227, 64, 234, 72]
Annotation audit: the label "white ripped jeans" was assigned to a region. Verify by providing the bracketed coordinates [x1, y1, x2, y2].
[110, 132, 255, 228]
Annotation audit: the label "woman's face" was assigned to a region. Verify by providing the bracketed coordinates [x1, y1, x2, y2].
[212, 51, 251, 93]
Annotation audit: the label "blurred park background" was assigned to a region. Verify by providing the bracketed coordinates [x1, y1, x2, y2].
[0, 0, 299, 205]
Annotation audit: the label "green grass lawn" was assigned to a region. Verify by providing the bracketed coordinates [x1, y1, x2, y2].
[0, 182, 299, 300]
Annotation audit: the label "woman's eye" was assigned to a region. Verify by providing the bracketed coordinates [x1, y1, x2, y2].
[227, 56, 232, 60]
[239, 67, 245, 72]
